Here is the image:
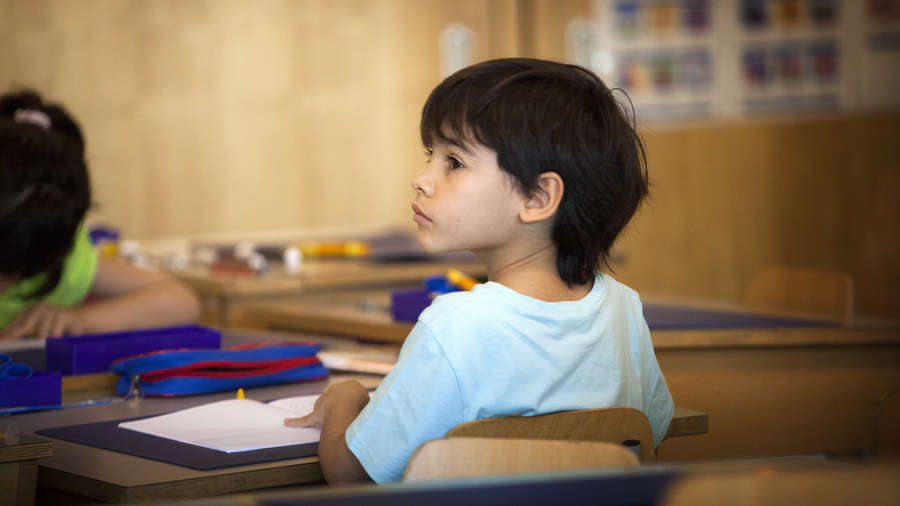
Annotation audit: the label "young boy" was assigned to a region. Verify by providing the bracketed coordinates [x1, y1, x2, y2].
[285, 58, 674, 484]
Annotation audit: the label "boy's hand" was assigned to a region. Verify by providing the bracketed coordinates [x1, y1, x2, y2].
[283, 394, 327, 428]
[284, 381, 368, 428]
[283, 380, 373, 485]
[0, 303, 85, 340]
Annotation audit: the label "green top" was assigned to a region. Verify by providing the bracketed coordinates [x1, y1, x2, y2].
[0, 226, 99, 329]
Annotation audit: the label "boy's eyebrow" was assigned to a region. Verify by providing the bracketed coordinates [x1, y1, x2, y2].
[440, 134, 476, 156]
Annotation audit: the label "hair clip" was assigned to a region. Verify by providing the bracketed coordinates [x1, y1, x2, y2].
[13, 109, 52, 130]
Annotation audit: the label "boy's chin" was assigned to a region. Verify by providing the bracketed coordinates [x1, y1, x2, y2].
[415, 233, 455, 256]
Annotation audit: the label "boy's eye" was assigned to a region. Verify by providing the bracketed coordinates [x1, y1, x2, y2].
[445, 156, 464, 170]
[423, 149, 433, 161]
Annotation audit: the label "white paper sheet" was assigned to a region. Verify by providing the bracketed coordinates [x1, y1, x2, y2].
[118, 394, 321, 453]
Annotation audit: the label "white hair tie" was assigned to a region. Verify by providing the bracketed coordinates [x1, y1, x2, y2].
[13, 109, 52, 130]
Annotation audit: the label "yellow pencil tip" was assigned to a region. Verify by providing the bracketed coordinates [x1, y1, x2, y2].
[237, 388, 245, 399]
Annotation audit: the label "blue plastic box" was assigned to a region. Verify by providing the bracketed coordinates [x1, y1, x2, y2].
[391, 289, 434, 323]
[45, 325, 221, 375]
[0, 370, 61, 408]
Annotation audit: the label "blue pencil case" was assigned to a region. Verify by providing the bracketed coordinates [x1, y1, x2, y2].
[110, 341, 329, 397]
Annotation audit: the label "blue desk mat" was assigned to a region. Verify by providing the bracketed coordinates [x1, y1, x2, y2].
[643, 304, 838, 330]
[36, 417, 318, 471]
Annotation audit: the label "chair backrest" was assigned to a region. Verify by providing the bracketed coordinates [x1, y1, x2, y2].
[744, 264, 854, 323]
[445, 407, 656, 463]
[402, 437, 639, 482]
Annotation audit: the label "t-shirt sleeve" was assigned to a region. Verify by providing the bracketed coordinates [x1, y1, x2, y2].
[45, 226, 99, 307]
[638, 317, 674, 447]
[0, 226, 98, 329]
[345, 321, 465, 483]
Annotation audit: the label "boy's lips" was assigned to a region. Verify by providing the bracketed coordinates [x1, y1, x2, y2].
[411, 203, 430, 223]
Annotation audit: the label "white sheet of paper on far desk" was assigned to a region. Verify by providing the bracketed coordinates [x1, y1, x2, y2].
[118, 394, 321, 453]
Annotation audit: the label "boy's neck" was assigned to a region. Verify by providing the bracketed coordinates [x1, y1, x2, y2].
[480, 246, 592, 303]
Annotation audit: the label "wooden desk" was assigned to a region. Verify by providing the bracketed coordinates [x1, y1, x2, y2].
[8, 331, 384, 503]
[13, 330, 705, 504]
[16, 378, 379, 502]
[245, 288, 413, 341]
[654, 322, 900, 463]
[0, 434, 53, 506]
[175, 258, 485, 327]
[246, 289, 900, 463]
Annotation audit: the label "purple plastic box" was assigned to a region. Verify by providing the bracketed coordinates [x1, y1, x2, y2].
[45, 325, 221, 375]
[0, 371, 62, 408]
[391, 289, 434, 323]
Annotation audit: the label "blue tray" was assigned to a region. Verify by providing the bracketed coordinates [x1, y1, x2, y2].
[45, 325, 221, 375]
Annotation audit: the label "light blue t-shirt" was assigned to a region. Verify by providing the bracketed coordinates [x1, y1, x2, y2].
[346, 274, 674, 483]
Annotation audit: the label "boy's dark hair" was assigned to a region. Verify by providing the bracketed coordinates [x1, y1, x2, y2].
[420, 58, 649, 286]
[0, 90, 91, 298]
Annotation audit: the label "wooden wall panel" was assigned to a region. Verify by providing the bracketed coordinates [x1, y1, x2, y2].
[521, 0, 593, 59]
[0, 0, 519, 238]
[612, 114, 900, 318]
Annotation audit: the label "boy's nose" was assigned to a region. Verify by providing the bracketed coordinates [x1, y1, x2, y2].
[411, 168, 430, 195]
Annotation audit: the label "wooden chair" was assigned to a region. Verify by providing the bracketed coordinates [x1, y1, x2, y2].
[744, 264, 854, 323]
[402, 437, 639, 482]
[445, 407, 656, 463]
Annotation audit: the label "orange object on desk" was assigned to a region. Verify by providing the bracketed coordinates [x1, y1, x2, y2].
[447, 268, 479, 291]
[299, 241, 370, 257]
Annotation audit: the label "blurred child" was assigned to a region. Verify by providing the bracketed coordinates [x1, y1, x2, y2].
[0, 90, 200, 340]
[285, 58, 674, 484]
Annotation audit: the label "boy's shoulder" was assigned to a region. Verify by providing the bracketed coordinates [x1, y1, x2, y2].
[600, 273, 641, 301]
[415, 282, 528, 332]
[419, 275, 643, 324]
[421, 283, 503, 318]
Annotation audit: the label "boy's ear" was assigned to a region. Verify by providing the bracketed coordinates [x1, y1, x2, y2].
[520, 172, 563, 223]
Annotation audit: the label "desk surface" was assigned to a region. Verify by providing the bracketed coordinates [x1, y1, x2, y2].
[11, 329, 707, 503]
[176, 258, 486, 327]
[174, 258, 486, 299]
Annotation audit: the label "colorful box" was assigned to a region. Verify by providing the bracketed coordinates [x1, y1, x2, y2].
[45, 325, 221, 375]
[0, 371, 61, 408]
[391, 289, 434, 323]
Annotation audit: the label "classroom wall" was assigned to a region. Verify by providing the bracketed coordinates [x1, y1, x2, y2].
[1, 0, 898, 317]
[0, 0, 520, 236]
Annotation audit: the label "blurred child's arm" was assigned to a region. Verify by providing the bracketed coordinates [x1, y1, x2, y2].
[76, 256, 201, 332]
[0, 257, 200, 340]
[284, 381, 373, 485]
[0, 302, 81, 340]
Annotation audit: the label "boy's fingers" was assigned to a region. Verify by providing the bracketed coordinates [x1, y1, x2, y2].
[284, 415, 313, 428]
[3, 320, 30, 340]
